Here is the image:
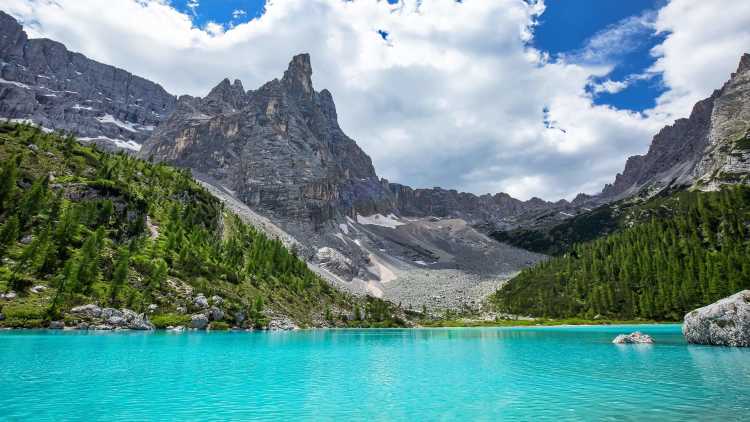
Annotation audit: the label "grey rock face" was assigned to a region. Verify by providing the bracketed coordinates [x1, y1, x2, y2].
[612, 332, 654, 344]
[141, 53, 392, 231]
[267, 315, 299, 331]
[193, 294, 209, 309]
[0, 12, 175, 151]
[70, 304, 102, 319]
[694, 54, 750, 188]
[207, 306, 224, 321]
[683, 290, 750, 347]
[69, 305, 153, 330]
[601, 53, 750, 200]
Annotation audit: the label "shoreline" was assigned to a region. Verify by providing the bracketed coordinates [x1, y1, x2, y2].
[0, 321, 683, 332]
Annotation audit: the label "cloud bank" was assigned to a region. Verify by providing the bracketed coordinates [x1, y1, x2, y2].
[3, 0, 749, 200]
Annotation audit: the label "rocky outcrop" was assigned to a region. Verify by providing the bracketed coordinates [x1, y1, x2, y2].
[612, 332, 654, 344]
[0, 11, 175, 151]
[267, 315, 299, 331]
[190, 314, 209, 329]
[683, 290, 750, 347]
[69, 304, 154, 330]
[193, 294, 209, 309]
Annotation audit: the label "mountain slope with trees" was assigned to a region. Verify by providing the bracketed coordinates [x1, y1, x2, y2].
[491, 187, 750, 320]
[0, 122, 407, 328]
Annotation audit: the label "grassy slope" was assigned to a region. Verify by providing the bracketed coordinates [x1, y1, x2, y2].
[0, 123, 407, 328]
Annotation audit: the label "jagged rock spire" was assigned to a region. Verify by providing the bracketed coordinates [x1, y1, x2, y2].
[737, 53, 750, 74]
[282, 53, 314, 97]
[205, 77, 247, 110]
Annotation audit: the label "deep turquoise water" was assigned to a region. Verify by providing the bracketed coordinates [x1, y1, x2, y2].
[1, 325, 749, 421]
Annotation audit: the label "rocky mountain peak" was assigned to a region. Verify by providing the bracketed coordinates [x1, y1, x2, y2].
[0, 11, 28, 60]
[204, 77, 247, 111]
[599, 53, 750, 200]
[0, 11, 176, 151]
[282, 53, 314, 97]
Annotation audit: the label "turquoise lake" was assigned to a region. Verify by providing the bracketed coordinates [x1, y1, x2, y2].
[1, 324, 749, 421]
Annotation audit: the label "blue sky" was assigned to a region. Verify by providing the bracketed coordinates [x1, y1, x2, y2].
[534, 0, 668, 111]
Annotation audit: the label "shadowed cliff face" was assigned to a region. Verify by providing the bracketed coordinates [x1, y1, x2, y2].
[0, 11, 176, 150]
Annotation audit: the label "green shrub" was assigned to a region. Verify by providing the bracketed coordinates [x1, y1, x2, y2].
[150, 313, 190, 328]
[2, 303, 47, 320]
[209, 321, 230, 331]
[0, 318, 45, 328]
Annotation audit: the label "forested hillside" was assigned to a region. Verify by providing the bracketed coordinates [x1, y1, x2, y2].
[0, 122, 406, 328]
[491, 187, 750, 320]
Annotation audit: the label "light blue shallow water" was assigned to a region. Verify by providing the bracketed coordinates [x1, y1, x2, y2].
[1, 325, 749, 421]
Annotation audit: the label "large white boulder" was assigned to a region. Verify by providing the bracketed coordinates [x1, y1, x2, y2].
[683, 290, 750, 347]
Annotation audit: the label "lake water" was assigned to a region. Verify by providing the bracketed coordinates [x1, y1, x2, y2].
[1, 325, 748, 421]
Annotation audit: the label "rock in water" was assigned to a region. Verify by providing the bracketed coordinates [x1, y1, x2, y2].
[683, 290, 750, 347]
[612, 332, 654, 344]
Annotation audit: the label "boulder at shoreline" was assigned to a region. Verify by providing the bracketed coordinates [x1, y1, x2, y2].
[683, 290, 750, 347]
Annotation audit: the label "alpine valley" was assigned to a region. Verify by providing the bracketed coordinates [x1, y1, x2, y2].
[1, 9, 749, 336]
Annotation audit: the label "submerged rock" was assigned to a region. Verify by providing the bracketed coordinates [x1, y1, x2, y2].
[612, 332, 654, 344]
[683, 290, 750, 347]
